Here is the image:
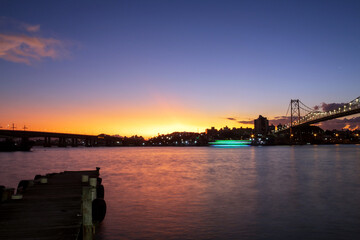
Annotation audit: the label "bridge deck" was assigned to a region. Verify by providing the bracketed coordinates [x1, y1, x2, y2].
[277, 100, 360, 133]
[0, 129, 97, 138]
[301, 107, 360, 125]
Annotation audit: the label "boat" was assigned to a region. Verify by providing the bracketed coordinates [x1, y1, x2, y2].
[208, 140, 252, 147]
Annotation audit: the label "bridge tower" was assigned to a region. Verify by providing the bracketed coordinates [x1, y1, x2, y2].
[290, 99, 301, 140]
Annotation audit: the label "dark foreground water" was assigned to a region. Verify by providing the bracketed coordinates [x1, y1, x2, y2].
[1, 145, 360, 240]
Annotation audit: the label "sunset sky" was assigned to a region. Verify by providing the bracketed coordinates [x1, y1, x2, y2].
[1, 0, 360, 137]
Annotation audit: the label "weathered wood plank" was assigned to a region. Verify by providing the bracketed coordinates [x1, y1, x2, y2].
[0, 169, 99, 240]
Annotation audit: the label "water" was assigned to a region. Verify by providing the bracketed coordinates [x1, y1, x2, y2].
[1, 145, 360, 240]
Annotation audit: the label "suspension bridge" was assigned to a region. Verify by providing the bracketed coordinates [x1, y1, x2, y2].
[276, 96, 360, 133]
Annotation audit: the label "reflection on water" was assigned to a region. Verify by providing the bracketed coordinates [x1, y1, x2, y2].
[1, 145, 360, 239]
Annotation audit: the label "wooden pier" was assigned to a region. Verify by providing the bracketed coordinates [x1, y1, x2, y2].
[0, 168, 106, 240]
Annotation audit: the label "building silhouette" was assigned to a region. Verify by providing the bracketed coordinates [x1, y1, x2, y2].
[254, 115, 269, 136]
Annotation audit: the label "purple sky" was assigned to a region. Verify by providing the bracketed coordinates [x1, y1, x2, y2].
[1, 0, 359, 136]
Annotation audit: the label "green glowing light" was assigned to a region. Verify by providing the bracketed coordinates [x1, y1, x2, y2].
[208, 140, 251, 146]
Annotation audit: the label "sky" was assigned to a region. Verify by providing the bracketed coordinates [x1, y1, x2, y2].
[1, 0, 360, 137]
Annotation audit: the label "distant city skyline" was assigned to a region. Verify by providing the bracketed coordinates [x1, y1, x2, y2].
[1, 0, 360, 137]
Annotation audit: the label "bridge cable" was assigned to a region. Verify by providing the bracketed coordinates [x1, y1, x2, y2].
[285, 101, 291, 117]
[299, 106, 312, 113]
[299, 100, 316, 112]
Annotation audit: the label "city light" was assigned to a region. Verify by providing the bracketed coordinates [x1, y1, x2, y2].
[208, 140, 251, 147]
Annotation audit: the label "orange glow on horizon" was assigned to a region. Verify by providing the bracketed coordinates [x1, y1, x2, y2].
[0, 120, 252, 138]
[0, 112, 253, 138]
[0, 94, 254, 137]
[0, 122, 252, 138]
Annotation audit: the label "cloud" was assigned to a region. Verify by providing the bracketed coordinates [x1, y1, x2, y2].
[225, 116, 254, 125]
[238, 120, 253, 124]
[0, 17, 68, 64]
[232, 116, 291, 126]
[0, 17, 40, 33]
[269, 116, 291, 126]
[317, 116, 360, 131]
[313, 102, 347, 112]
[226, 117, 237, 121]
[237, 116, 291, 126]
[25, 24, 40, 33]
[0, 34, 66, 64]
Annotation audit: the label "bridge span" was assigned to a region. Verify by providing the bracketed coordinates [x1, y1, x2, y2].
[277, 96, 360, 133]
[0, 130, 122, 147]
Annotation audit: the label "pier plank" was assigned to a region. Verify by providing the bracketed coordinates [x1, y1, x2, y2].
[0, 170, 99, 240]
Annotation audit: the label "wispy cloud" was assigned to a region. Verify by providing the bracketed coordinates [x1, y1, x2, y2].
[226, 117, 253, 125]
[0, 34, 66, 64]
[236, 116, 291, 126]
[226, 117, 237, 121]
[0, 16, 41, 33]
[25, 24, 40, 33]
[269, 116, 291, 126]
[0, 17, 68, 64]
[238, 120, 253, 124]
[226, 116, 289, 126]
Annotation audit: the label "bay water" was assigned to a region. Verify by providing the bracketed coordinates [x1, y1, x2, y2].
[1, 145, 360, 240]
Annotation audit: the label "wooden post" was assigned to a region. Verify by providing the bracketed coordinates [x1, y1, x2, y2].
[82, 186, 94, 240]
[89, 178, 97, 201]
[82, 175, 89, 183]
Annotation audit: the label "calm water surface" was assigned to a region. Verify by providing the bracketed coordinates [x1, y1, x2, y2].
[1, 145, 360, 240]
